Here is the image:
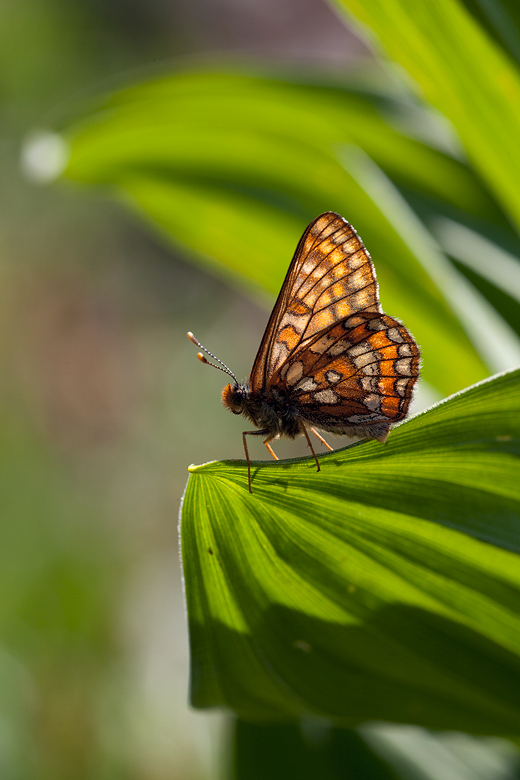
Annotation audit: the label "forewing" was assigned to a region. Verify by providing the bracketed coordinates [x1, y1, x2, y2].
[274, 313, 420, 426]
[250, 212, 380, 392]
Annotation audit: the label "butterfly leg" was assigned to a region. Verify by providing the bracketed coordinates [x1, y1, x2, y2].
[310, 427, 333, 452]
[263, 436, 279, 461]
[242, 429, 269, 493]
[301, 424, 320, 473]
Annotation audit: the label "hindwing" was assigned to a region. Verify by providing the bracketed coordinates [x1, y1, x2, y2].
[273, 312, 420, 426]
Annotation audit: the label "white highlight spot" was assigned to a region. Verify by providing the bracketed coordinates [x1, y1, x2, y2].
[293, 639, 312, 653]
[21, 130, 69, 183]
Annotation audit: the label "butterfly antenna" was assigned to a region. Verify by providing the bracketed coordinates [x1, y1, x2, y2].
[187, 332, 239, 384]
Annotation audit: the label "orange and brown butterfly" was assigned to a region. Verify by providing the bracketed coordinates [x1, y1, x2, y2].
[188, 211, 420, 492]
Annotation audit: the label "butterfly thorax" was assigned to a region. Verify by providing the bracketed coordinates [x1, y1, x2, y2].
[222, 382, 301, 438]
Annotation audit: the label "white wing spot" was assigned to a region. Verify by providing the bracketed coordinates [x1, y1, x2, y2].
[387, 327, 404, 343]
[361, 376, 378, 392]
[348, 267, 367, 291]
[395, 377, 409, 397]
[398, 343, 413, 357]
[395, 358, 412, 375]
[344, 315, 366, 328]
[353, 352, 379, 369]
[314, 389, 339, 404]
[294, 377, 318, 393]
[309, 335, 334, 354]
[348, 343, 371, 357]
[328, 340, 350, 357]
[286, 362, 304, 386]
[367, 318, 386, 331]
[325, 370, 342, 384]
[364, 394, 381, 412]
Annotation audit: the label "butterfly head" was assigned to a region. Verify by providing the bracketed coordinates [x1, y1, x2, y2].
[221, 382, 250, 415]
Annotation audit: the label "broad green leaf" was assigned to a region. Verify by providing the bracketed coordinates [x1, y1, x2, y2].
[332, 0, 520, 231]
[58, 70, 490, 393]
[180, 369, 520, 733]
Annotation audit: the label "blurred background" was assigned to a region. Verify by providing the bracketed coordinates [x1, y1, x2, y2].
[0, 1, 375, 778]
[2, 0, 520, 777]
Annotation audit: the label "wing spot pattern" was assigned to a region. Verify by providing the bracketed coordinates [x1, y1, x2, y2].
[328, 340, 351, 357]
[294, 377, 319, 393]
[325, 370, 343, 384]
[394, 377, 409, 397]
[361, 376, 378, 392]
[367, 318, 387, 332]
[314, 389, 339, 404]
[365, 394, 381, 412]
[286, 361, 304, 386]
[387, 327, 405, 343]
[309, 335, 335, 354]
[395, 358, 413, 375]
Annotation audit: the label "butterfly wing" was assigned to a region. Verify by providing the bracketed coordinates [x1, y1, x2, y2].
[273, 312, 420, 439]
[250, 212, 381, 393]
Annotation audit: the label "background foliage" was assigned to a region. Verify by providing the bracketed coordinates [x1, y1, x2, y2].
[2, 0, 520, 777]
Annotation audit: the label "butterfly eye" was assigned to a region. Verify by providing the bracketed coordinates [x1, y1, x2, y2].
[221, 383, 241, 413]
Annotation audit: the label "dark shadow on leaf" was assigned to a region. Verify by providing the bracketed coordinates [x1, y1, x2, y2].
[189, 601, 520, 735]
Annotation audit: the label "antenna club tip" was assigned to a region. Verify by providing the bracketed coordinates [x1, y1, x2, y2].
[196, 352, 209, 364]
[187, 331, 197, 344]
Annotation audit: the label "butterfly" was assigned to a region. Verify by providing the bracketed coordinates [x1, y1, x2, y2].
[188, 212, 420, 492]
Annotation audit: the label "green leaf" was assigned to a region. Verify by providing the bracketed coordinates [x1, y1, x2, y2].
[180, 369, 520, 733]
[58, 69, 490, 394]
[332, 0, 520, 231]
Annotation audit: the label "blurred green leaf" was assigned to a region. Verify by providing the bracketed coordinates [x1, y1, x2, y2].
[181, 368, 520, 732]
[459, 0, 520, 67]
[332, 0, 520, 230]
[58, 69, 491, 394]
[233, 720, 400, 780]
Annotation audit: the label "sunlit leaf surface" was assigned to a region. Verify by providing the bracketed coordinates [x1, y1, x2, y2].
[181, 369, 520, 733]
